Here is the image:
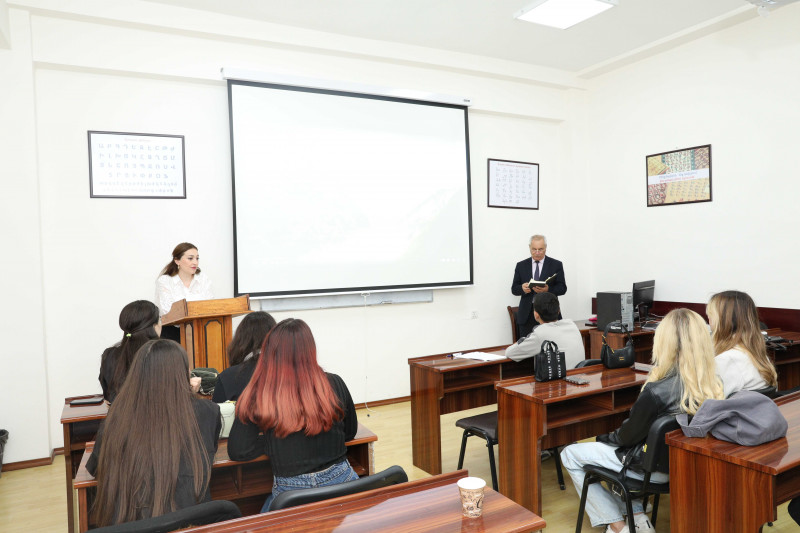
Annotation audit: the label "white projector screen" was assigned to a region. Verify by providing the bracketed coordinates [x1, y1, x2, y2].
[228, 80, 473, 297]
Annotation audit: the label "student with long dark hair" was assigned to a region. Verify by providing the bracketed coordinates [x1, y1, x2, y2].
[99, 300, 161, 402]
[87, 339, 221, 527]
[211, 311, 277, 403]
[707, 290, 778, 397]
[156, 242, 213, 342]
[228, 318, 358, 512]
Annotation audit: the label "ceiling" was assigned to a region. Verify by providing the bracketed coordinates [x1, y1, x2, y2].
[146, 0, 762, 73]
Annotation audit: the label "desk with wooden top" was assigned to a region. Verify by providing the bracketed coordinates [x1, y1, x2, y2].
[72, 423, 377, 532]
[666, 392, 800, 532]
[590, 327, 800, 390]
[496, 364, 650, 516]
[177, 470, 546, 533]
[409, 322, 595, 476]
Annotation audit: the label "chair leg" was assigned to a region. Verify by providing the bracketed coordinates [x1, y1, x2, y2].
[575, 473, 594, 533]
[486, 438, 498, 491]
[621, 486, 636, 533]
[651, 494, 659, 526]
[550, 447, 566, 490]
[457, 430, 469, 470]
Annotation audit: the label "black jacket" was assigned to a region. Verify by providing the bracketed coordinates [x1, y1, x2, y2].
[596, 374, 681, 470]
[511, 256, 567, 325]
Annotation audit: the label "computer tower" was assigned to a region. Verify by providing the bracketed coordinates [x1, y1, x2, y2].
[596, 291, 634, 331]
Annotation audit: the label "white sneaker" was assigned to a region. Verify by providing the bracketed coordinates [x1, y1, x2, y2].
[634, 514, 656, 533]
[604, 525, 630, 533]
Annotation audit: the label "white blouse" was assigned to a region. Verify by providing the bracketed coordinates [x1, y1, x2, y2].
[715, 347, 768, 398]
[155, 272, 214, 316]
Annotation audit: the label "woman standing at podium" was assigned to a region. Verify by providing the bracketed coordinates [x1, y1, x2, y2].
[228, 318, 359, 512]
[156, 242, 213, 343]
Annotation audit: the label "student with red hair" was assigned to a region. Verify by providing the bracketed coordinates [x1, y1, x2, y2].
[228, 318, 358, 512]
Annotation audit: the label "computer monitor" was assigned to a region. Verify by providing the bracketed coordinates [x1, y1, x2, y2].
[632, 280, 655, 321]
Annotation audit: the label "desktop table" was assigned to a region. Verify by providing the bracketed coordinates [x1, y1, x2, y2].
[409, 323, 595, 476]
[666, 391, 800, 532]
[72, 423, 377, 532]
[177, 470, 546, 533]
[496, 364, 650, 515]
[60, 395, 107, 533]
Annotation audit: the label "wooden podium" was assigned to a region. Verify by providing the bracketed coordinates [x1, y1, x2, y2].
[162, 296, 251, 371]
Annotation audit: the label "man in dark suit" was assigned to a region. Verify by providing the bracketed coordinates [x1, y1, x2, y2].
[511, 234, 567, 339]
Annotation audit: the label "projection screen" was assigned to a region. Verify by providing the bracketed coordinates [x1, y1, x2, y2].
[228, 80, 473, 297]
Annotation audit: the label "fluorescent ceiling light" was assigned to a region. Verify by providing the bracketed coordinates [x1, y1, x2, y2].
[515, 0, 618, 30]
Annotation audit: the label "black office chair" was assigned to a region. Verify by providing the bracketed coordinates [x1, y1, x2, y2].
[455, 411, 565, 491]
[268, 465, 408, 511]
[574, 359, 602, 368]
[88, 500, 241, 533]
[574, 415, 679, 533]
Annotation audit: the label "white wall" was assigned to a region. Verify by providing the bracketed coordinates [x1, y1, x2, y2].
[1, 0, 576, 462]
[581, 3, 800, 310]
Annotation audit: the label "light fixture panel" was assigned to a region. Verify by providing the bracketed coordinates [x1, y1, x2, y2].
[515, 0, 618, 30]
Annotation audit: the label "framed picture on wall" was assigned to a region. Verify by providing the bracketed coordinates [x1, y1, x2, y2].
[487, 158, 539, 209]
[88, 131, 186, 199]
[646, 144, 711, 207]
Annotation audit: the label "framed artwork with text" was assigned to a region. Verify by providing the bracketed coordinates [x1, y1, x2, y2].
[88, 131, 186, 199]
[646, 144, 711, 207]
[487, 158, 539, 209]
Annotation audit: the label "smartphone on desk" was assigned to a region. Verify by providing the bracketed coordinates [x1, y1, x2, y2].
[565, 375, 589, 385]
[69, 396, 104, 406]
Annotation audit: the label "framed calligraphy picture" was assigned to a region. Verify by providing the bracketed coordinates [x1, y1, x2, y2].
[88, 131, 186, 199]
[487, 158, 539, 210]
[646, 144, 712, 207]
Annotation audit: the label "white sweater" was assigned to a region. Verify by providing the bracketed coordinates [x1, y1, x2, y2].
[715, 347, 768, 398]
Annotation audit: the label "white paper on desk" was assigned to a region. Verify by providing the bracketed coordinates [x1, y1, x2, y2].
[454, 352, 506, 362]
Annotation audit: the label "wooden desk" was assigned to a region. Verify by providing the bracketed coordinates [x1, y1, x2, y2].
[591, 327, 800, 390]
[73, 423, 377, 532]
[666, 392, 800, 532]
[409, 323, 595, 476]
[60, 395, 107, 533]
[177, 470, 546, 533]
[496, 364, 650, 515]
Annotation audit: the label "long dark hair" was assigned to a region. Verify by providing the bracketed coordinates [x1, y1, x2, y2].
[160, 242, 201, 277]
[107, 301, 160, 400]
[92, 340, 212, 526]
[228, 312, 277, 367]
[237, 319, 343, 438]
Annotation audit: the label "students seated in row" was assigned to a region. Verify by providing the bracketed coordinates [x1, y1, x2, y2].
[88, 340, 221, 527]
[561, 309, 724, 533]
[707, 290, 778, 397]
[99, 300, 161, 402]
[228, 318, 359, 512]
[212, 311, 276, 403]
[505, 292, 584, 369]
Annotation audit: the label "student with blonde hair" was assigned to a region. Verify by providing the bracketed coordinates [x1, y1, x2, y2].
[706, 290, 777, 398]
[561, 309, 723, 533]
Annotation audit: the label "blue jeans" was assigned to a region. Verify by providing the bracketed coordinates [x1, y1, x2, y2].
[561, 442, 669, 528]
[261, 459, 359, 513]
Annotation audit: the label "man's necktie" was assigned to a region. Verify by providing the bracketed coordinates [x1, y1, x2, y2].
[534, 260, 540, 281]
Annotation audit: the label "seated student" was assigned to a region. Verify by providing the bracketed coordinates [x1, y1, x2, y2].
[87, 340, 221, 527]
[706, 290, 778, 398]
[228, 318, 358, 512]
[560, 309, 723, 533]
[212, 311, 277, 403]
[505, 292, 585, 369]
[99, 300, 161, 402]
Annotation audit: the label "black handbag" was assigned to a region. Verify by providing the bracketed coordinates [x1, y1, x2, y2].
[534, 340, 567, 382]
[600, 322, 635, 369]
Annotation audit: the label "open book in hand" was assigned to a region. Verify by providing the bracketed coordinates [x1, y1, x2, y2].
[529, 273, 557, 287]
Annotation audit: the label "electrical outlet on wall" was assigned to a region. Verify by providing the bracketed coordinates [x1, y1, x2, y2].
[470, 310, 478, 320]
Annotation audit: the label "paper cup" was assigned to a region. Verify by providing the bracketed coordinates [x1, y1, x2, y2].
[457, 476, 486, 518]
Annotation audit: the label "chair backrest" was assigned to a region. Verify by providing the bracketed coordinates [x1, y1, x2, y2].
[88, 500, 241, 533]
[507, 306, 519, 341]
[269, 465, 408, 511]
[639, 415, 680, 474]
[753, 386, 778, 399]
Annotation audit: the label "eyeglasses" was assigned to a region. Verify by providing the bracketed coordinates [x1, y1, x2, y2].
[530, 248, 546, 253]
